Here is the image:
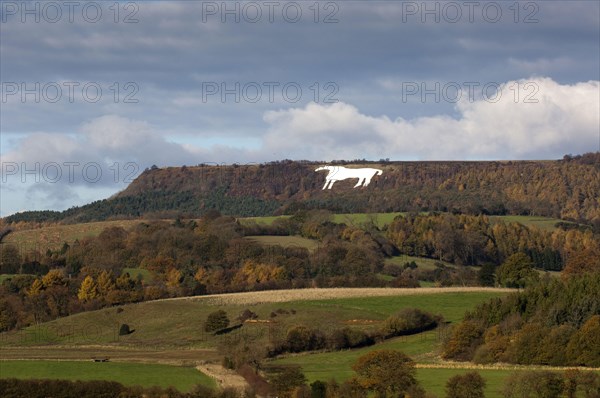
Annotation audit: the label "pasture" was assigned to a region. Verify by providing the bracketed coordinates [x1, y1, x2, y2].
[243, 235, 319, 251]
[0, 289, 509, 350]
[0, 360, 215, 392]
[2, 220, 143, 252]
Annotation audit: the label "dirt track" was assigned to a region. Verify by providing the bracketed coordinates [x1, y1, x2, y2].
[196, 363, 250, 392]
[166, 287, 515, 306]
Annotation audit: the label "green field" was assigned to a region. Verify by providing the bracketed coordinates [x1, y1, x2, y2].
[0, 360, 215, 391]
[417, 367, 515, 398]
[385, 255, 457, 271]
[273, 354, 515, 397]
[243, 235, 320, 251]
[1, 290, 506, 349]
[239, 215, 290, 225]
[331, 212, 405, 227]
[0, 289, 530, 396]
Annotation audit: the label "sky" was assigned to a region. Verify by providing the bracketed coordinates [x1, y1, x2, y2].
[0, 0, 599, 216]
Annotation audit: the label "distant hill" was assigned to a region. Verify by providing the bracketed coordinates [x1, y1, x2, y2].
[4, 154, 600, 224]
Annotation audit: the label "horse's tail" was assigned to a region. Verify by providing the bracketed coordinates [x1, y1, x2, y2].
[376, 169, 383, 175]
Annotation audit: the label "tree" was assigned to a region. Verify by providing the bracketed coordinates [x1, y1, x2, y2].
[0, 299, 17, 331]
[26, 278, 43, 297]
[443, 320, 484, 361]
[285, 325, 325, 353]
[310, 380, 327, 398]
[496, 253, 538, 288]
[446, 372, 486, 398]
[204, 310, 230, 333]
[165, 267, 182, 291]
[270, 367, 307, 398]
[0, 244, 21, 273]
[97, 270, 116, 297]
[78, 276, 99, 302]
[351, 350, 423, 397]
[562, 246, 600, 277]
[566, 315, 600, 366]
[41, 269, 66, 288]
[502, 371, 564, 398]
[381, 308, 438, 338]
[478, 263, 496, 286]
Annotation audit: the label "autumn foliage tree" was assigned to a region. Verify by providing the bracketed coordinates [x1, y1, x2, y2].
[351, 350, 424, 398]
[77, 276, 99, 302]
[445, 372, 486, 398]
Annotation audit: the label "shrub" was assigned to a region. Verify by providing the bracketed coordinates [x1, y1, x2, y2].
[238, 309, 258, 322]
[381, 308, 439, 338]
[119, 323, 131, 336]
[285, 326, 326, 353]
[446, 372, 486, 398]
[205, 310, 230, 333]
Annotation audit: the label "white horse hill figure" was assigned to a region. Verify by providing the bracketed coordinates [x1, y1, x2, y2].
[315, 165, 383, 190]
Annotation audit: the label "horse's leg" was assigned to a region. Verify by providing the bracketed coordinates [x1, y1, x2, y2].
[322, 179, 330, 190]
[328, 179, 336, 189]
[354, 178, 363, 188]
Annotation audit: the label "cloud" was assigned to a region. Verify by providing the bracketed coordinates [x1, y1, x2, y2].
[262, 78, 600, 160]
[1, 77, 598, 216]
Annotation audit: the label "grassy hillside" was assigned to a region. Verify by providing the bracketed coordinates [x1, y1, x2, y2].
[1, 289, 508, 349]
[5, 287, 596, 396]
[3, 220, 143, 252]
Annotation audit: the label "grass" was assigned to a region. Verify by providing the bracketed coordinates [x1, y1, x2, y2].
[0, 360, 215, 392]
[0, 274, 32, 283]
[3, 220, 144, 252]
[263, 292, 532, 398]
[243, 235, 320, 251]
[416, 367, 514, 398]
[385, 255, 456, 271]
[239, 216, 290, 225]
[331, 212, 405, 227]
[0, 289, 514, 395]
[1, 291, 507, 349]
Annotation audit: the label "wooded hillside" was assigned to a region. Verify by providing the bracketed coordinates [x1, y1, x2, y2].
[4, 153, 599, 224]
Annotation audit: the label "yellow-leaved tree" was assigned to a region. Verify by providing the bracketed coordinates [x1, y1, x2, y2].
[78, 276, 99, 302]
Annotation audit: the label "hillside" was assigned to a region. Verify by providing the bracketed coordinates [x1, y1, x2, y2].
[4, 154, 600, 224]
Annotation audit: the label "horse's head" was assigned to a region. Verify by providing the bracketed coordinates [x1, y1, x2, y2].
[315, 166, 329, 172]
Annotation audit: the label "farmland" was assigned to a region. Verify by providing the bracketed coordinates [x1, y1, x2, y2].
[243, 235, 320, 252]
[2, 287, 599, 395]
[1, 288, 513, 394]
[2, 220, 144, 252]
[0, 360, 215, 392]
